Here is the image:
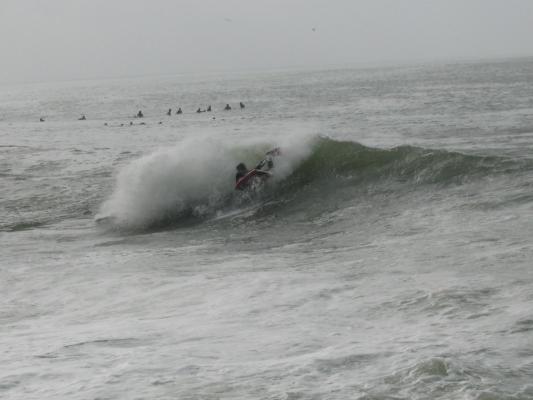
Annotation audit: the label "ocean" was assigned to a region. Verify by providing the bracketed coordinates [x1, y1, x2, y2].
[1, 58, 533, 399]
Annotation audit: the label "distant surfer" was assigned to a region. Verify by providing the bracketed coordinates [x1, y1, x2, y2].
[240, 102, 245, 109]
[224, 104, 231, 111]
[166, 108, 171, 116]
[207, 105, 212, 112]
[137, 110, 144, 118]
[39, 117, 45, 122]
[78, 115, 86, 120]
[196, 107, 203, 113]
[176, 107, 182, 114]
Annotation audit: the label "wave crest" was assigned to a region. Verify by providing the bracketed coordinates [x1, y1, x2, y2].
[97, 135, 525, 230]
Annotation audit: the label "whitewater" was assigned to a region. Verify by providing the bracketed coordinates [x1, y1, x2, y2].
[2, 58, 533, 399]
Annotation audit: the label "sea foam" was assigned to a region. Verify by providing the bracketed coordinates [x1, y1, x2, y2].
[97, 134, 315, 229]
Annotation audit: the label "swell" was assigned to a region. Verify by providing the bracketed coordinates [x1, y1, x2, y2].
[280, 137, 526, 190]
[96, 136, 531, 232]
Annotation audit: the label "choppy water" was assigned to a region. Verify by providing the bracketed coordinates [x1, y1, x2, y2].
[2, 58, 533, 399]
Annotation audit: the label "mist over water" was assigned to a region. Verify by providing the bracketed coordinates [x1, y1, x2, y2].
[2, 58, 533, 399]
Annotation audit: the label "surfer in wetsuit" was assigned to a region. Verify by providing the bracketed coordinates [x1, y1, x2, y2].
[235, 159, 273, 190]
[236, 163, 248, 183]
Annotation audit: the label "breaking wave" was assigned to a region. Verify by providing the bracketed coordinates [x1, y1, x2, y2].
[96, 135, 529, 230]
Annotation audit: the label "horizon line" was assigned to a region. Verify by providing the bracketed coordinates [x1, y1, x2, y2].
[1, 53, 532, 87]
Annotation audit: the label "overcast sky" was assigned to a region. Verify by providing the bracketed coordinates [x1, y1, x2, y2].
[1, 0, 532, 83]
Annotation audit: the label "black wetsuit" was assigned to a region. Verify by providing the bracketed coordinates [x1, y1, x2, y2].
[236, 170, 247, 183]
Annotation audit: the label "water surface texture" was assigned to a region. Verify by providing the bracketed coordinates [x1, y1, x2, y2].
[2, 58, 533, 399]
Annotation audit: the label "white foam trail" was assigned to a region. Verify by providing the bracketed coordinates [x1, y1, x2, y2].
[98, 133, 317, 229]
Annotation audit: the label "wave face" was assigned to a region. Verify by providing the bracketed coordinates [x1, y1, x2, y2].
[283, 137, 523, 187]
[98, 136, 528, 230]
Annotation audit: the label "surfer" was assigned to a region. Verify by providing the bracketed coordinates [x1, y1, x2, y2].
[176, 107, 182, 114]
[234, 157, 274, 190]
[207, 105, 212, 112]
[235, 163, 249, 183]
[224, 104, 231, 111]
[240, 102, 245, 109]
[166, 108, 171, 116]
[196, 108, 203, 113]
[78, 115, 86, 120]
[137, 110, 144, 118]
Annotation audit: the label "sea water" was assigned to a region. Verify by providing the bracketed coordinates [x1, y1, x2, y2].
[2, 58, 533, 399]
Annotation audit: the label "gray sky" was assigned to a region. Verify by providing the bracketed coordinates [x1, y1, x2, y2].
[1, 0, 532, 83]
